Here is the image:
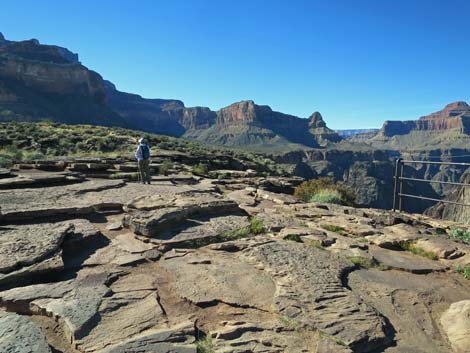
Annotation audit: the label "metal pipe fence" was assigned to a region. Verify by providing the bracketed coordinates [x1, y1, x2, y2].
[392, 158, 470, 212]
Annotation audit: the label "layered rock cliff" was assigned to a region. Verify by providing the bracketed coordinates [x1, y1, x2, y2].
[0, 33, 125, 126]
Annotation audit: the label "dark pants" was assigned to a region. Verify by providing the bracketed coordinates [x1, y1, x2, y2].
[138, 159, 151, 183]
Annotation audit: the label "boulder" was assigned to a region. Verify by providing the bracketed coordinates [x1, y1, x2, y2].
[441, 300, 470, 353]
[124, 193, 242, 237]
[0, 223, 71, 289]
[0, 312, 52, 353]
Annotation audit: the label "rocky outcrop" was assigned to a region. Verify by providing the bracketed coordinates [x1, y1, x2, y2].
[440, 300, 470, 353]
[103, 81, 187, 136]
[1, 168, 470, 352]
[0, 311, 52, 353]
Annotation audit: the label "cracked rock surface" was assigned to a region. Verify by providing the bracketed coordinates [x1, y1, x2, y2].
[0, 171, 470, 353]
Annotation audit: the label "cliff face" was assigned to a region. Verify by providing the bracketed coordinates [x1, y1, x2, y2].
[0, 34, 125, 126]
[103, 81, 187, 136]
[425, 169, 470, 224]
[378, 102, 470, 137]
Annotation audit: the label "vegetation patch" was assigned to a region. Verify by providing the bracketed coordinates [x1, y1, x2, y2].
[310, 189, 343, 205]
[196, 335, 215, 353]
[448, 228, 470, 244]
[294, 177, 356, 206]
[346, 256, 385, 270]
[0, 121, 286, 176]
[278, 316, 302, 331]
[159, 159, 173, 175]
[398, 241, 438, 260]
[249, 217, 265, 235]
[456, 265, 470, 280]
[184, 217, 265, 248]
[320, 224, 347, 235]
[307, 239, 325, 250]
[192, 162, 209, 176]
[109, 172, 139, 181]
[320, 333, 347, 347]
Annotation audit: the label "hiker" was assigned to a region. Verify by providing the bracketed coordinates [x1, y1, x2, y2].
[135, 137, 151, 184]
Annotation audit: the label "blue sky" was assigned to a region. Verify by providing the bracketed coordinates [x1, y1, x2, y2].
[1, 0, 469, 129]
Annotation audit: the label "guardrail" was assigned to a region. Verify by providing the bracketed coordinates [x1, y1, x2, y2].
[392, 158, 470, 212]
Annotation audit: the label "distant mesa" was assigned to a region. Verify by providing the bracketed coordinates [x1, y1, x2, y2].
[378, 101, 470, 137]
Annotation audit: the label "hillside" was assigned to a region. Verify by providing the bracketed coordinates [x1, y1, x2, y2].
[0, 121, 289, 177]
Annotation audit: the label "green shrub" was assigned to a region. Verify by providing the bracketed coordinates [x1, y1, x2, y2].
[23, 150, 45, 160]
[294, 177, 355, 206]
[0, 145, 23, 160]
[278, 316, 302, 330]
[192, 163, 209, 176]
[320, 224, 346, 235]
[109, 172, 139, 181]
[196, 335, 214, 353]
[307, 239, 325, 250]
[249, 217, 265, 235]
[347, 256, 384, 269]
[456, 265, 470, 279]
[449, 228, 470, 244]
[398, 241, 438, 260]
[310, 189, 343, 204]
[159, 159, 173, 175]
[0, 156, 13, 168]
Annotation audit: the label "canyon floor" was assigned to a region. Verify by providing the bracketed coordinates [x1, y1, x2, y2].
[0, 165, 469, 353]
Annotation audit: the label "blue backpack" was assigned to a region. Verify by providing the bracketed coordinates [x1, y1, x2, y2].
[141, 144, 150, 159]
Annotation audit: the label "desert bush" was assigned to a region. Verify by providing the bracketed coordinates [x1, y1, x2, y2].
[250, 217, 265, 235]
[320, 224, 346, 235]
[0, 144, 23, 160]
[192, 163, 209, 176]
[196, 335, 214, 353]
[398, 240, 438, 260]
[310, 189, 343, 204]
[294, 177, 355, 206]
[456, 265, 470, 279]
[109, 172, 139, 181]
[0, 156, 12, 168]
[159, 159, 173, 175]
[346, 256, 384, 269]
[23, 150, 45, 160]
[448, 228, 470, 244]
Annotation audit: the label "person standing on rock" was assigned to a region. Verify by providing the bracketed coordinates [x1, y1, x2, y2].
[135, 138, 151, 184]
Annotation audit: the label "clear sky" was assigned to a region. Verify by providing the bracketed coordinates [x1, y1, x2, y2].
[1, 0, 469, 129]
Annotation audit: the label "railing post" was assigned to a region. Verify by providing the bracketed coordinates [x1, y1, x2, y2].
[399, 160, 404, 212]
[392, 158, 402, 211]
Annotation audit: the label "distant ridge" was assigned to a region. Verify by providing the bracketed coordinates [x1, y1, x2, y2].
[0, 32, 341, 150]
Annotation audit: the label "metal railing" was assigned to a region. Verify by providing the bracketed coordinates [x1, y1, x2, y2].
[392, 158, 470, 212]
